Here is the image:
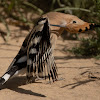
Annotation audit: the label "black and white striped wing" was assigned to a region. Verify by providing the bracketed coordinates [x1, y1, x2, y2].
[27, 18, 58, 82]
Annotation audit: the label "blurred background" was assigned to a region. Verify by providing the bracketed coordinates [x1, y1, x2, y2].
[0, 0, 100, 58]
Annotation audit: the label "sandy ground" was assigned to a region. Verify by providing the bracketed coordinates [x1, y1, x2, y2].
[0, 24, 100, 100]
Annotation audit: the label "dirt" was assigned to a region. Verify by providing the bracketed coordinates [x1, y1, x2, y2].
[0, 23, 100, 100]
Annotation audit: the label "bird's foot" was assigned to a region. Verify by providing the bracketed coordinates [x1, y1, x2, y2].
[26, 75, 35, 84]
[56, 77, 65, 81]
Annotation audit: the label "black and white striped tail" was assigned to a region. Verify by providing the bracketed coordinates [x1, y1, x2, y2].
[0, 63, 27, 85]
[0, 65, 19, 85]
[0, 53, 27, 85]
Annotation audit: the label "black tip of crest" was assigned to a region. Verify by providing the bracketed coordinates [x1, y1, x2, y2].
[78, 29, 82, 32]
[89, 23, 100, 29]
[85, 27, 88, 31]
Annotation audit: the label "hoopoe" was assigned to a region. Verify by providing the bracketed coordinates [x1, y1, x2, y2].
[0, 12, 99, 85]
[0, 18, 57, 85]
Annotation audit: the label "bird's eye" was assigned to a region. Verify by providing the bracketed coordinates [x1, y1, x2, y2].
[73, 21, 76, 23]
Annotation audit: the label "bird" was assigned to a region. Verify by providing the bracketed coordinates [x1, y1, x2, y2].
[0, 17, 58, 85]
[0, 12, 99, 86]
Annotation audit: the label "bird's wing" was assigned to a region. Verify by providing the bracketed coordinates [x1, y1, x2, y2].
[26, 18, 58, 82]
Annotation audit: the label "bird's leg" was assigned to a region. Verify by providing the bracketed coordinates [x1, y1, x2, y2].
[26, 72, 35, 84]
[35, 72, 45, 81]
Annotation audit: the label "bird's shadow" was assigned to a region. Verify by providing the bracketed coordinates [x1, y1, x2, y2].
[61, 78, 96, 89]
[0, 76, 46, 97]
[61, 71, 100, 89]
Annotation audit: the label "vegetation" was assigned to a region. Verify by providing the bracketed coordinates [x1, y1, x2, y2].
[70, 0, 100, 58]
[0, 0, 100, 57]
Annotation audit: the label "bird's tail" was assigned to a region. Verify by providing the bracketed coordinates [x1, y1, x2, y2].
[0, 65, 19, 85]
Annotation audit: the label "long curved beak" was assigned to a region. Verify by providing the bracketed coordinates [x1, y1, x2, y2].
[50, 24, 65, 28]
